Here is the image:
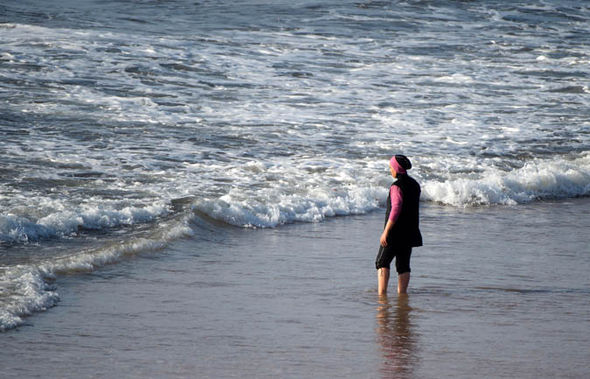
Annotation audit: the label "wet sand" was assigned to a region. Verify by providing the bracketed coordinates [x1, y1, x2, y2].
[2, 199, 590, 378]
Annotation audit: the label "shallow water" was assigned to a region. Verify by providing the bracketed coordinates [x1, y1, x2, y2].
[2, 199, 589, 378]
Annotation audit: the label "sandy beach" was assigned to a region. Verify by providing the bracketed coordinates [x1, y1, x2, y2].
[3, 199, 590, 378]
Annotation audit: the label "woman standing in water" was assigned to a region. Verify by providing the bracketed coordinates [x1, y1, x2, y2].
[376, 154, 423, 295]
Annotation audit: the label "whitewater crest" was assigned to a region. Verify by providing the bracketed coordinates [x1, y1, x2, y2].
[422, 155, 590, 206]
[192, 184, 384, 228]
[0, 202, 170, 244]
[193, 154, 590, 229]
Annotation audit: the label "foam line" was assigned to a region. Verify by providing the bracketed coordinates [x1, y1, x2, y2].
[422, 155, 590, 206]
[0, 219, 193, 331]
[0, 202, 170, 244]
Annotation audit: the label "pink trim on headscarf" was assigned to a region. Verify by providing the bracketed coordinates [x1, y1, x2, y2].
[389, 156, 406, 175]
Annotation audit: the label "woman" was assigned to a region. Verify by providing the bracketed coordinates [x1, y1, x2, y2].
[376, 154, 423, 295]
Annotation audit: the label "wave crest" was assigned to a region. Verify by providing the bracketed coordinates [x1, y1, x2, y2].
[423, 155, 590, 206]
[0, 202, 170, 244]
[193, 185, 383, 228]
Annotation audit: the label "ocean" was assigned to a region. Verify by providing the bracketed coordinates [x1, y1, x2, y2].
[1, 0, 589, 377]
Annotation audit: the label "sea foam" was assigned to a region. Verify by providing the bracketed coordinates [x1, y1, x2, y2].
[0, 266, 59, 331]
[194, 155, 590, 229]
[422, 155, 590, 206]
[0, 219, 193, 331]
[0, 202, 170, 244]
[193, 185, 383, 228]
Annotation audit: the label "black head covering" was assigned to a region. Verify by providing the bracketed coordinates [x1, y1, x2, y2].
[395, 154, 412, 170]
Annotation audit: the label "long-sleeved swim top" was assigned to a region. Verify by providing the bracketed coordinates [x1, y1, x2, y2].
[388, 185, 403, 223]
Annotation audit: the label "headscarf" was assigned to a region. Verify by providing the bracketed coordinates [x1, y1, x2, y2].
[390, 154, 412, 174]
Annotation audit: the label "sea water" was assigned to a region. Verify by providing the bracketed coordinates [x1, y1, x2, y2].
[1, 0, 589, 372]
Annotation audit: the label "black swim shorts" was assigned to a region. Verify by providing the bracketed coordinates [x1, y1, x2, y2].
[375, 245, 412, 274]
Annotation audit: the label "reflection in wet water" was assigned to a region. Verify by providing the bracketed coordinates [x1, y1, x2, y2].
[376, 295, 417, 378]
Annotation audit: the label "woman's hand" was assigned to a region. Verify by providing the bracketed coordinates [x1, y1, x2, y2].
[380, 219, 394, 247]
[380, 231, 388, 247]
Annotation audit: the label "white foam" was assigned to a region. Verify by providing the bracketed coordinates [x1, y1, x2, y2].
[422, 155, 590, 206]
[434, 73, 474, 83]
[192, 158, 385, 228]
[194, 185, 382, 228]
[0, 266, 59, 331]
[0, 219, 193, 331]
[193, 154, 590, 228]
[0, 202, 170, 244]
[3, 15, 589, 237]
